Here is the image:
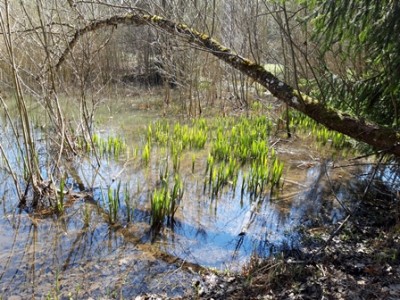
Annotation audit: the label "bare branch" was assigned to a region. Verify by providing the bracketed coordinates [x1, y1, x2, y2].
[54, 11, 400, 157]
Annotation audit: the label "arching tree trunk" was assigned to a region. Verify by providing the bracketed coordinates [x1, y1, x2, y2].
[56, 12, 400, 157]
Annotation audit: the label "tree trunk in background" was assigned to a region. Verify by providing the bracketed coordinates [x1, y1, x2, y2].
[56, 12, 400, 157]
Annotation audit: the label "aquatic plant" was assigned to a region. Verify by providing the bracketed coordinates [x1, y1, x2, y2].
[271, 158, 284, 186]
[81, 133, 127, 159]
[192, 129, 207, 149]
[171, 141, 182, 172]
[151, 187, 169, 229]
[289, 110, 352, 150]
[150, 174, 184, 230]
[107, 182, 121, 224]
[147, 124, 153, 144]
[170, 174, 184, 219]
[204, 115, 281, 197]
[159, 162, 170, 189]
[153, 120, 169, 146]
[205, 152, 215, 175]
[147, 115, 283, 201]
[142, 142, 151, 166]
[150, 118, 208, 152]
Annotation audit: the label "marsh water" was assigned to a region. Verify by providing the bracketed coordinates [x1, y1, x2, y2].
[0, 99, 385, 298]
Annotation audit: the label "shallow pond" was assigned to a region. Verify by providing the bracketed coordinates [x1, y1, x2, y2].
[0, 101, 381, 298]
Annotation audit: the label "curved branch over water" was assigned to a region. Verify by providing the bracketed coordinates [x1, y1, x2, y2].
[56, 11, 400, 157]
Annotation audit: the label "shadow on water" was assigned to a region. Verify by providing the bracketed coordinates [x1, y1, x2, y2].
[1, 109, 398, 298]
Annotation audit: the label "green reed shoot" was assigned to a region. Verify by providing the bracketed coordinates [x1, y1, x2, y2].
[159, 163, 169, 187]
[170, 174, 184, 220]
[270, 157, 284, 188]
[82, 133, 127, 159]
[205, 153, 214, 175]
[151, 187, 169, 229]
[147, 124, 153, 144]
[142, 142, 151, 165]
[107, 182, 121, 224]
[124, 184, 134, 223]
[150, 174, 184, 230]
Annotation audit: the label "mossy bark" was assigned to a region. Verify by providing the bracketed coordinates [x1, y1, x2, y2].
[56, 12, 400, 157]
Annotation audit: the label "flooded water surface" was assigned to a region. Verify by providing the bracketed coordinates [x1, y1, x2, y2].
[0, 103, 377, 298]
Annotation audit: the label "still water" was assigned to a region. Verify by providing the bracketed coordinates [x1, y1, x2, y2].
[0, 105, 373, 298]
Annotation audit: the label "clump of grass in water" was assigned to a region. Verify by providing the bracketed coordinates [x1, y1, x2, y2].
[248, 159, 270, 200]
[151, 188, 168, 230]
[153, 120, 170, 146]
[289, 110, 353, 150]
[142, 142, 151, 166]
[170, 174, 183, 219]
[150, 118, 208, 151]
[205, 156, 240, 196]
[150, 174, 184, 230]
[102, 181, 133, 224]
[171, 141, 182, 172]
[204, 115, 283, 198]
[79, 134, 127, 159]
[105, 182, 121, 224]
[148, 115, 283, 199]
[270, 156, 284, 188]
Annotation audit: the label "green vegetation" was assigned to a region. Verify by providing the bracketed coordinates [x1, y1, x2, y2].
[142, 142, 151, 165]
[1, 2, 399, 298]
[102, 181, 124, 224]
[289, 110, 353, 150]
[307, 0, 400, 128]
[205, 116, 283, 198]
[82, 106, 384, 237]
[148, 115, 283, 203]
[107, 183, 119, 224]
[79, 134, 127, 159]
[150, 174, 184, 230]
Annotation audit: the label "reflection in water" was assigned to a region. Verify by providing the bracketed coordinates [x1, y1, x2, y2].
[1, 112, 395, 298]
[0, 202, 198, 298]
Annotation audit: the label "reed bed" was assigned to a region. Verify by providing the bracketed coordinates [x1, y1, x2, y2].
[87, 114, 286, 230]
[79, 134, 128, 159]
[206, 116, 283, 198]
